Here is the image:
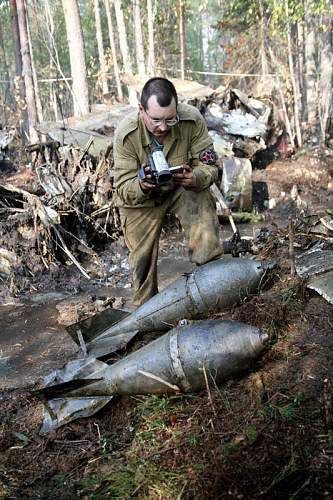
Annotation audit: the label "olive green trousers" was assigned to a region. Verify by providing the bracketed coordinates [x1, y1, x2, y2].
[119, 187, 223, 305]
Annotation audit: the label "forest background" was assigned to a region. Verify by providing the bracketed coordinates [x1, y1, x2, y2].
[0, 0, 332, 150]
[0, 3, 333, 498]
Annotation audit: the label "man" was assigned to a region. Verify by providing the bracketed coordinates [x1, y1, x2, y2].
[113, 77, 224, 306]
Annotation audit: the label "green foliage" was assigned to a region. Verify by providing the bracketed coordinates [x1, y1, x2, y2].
[76, 461, 187, 499]
[223, 441, 240, 454]
[258, 392, 304, 421]
[74, 394, 199, 498]
[244, 424, 258, 443]
[186, 0, 223, 74]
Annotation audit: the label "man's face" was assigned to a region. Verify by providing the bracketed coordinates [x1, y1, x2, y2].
[139, 95, 178, 140]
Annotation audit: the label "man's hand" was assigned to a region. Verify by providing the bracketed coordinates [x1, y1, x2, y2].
[138, 164, 157, 192]
[172, 165, 197, 189]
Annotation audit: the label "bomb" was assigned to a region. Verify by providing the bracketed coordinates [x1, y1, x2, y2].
[87, 258, 275, 357]
[38, 319, 268, 433]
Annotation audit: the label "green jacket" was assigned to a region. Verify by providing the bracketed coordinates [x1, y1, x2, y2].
[113, 102, 218, 208]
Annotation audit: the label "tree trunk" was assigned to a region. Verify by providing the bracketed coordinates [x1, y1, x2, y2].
[179, 0, 185, 79]
[258, 0, 269, 94]
[44, 0, 59, 121]
[200, 12, 204, 69]
[297, 21, 305, 119]
[133, 0, 146, 77]
[147, 0, 155, 75]
[304, 4, 317, 125]
[285, 0, 302, 147]
[0, 22, 12, 118]
[93, 0, 109, 96]
[30, 0, 42, 56]
[25, 0, 43, 123]
[113, 0, 132, 74]
[16, 0, 39, 142]
[113, 0, 137, 105]
[268, 46, 296, 150]
[104, 0, 123, 101]
[61, 0, 90, 116]
[9, 0, 29, 139]
[319, 6, 333, 145]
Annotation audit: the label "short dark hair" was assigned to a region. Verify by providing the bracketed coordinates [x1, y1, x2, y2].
[140, 77, 178, 110]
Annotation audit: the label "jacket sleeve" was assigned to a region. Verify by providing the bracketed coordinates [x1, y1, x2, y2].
[113, 133, 151, 206]
[189, 114, 219, 191]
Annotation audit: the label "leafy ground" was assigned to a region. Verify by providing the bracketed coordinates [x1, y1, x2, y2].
[0, 151, 332, 499]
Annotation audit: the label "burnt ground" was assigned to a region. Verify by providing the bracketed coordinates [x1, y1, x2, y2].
[0, 151, 333, 499]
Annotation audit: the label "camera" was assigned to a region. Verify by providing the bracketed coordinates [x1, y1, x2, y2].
[139, 147, 173, 186]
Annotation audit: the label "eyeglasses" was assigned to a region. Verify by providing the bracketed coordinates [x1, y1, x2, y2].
[145, 110, 179, 127]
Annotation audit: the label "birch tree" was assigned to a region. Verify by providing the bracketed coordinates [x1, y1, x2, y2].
[62, 0, 90, 116]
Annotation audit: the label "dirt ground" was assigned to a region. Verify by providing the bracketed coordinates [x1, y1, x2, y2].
[0, 152, 332, 499]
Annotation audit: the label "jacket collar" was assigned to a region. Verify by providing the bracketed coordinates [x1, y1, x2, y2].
[139, 115, 182, 154]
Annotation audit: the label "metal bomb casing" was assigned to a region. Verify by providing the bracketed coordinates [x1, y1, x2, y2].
[68, 319, 268, 398]
[88, 258, 273, 356]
